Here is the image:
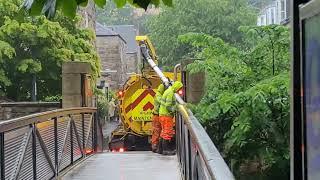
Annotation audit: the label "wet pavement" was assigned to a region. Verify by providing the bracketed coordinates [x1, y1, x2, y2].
[102, 120, 119, 150]
[62, 151, 181, 180]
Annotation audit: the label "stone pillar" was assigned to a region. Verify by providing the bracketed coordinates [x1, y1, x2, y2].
[62, 62, 93, 108]
[181, 59, 205, 104]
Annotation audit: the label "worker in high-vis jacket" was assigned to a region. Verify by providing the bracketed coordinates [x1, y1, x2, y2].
[151, 84, 165, 153]
[159, 81, 183, 155]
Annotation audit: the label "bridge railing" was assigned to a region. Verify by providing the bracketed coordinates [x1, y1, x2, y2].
[0, 107, 103, 180]
[176, 103, 235, 180]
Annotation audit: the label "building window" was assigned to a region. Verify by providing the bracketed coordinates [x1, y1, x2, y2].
[256, 0, 289, 26]
[266, 9, 270, 25]
[280, 0, 286, 20]
[271, 7, 275, 24]
[261, 15, 266, 26]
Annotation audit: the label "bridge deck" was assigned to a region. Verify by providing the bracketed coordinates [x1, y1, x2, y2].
[62, 151, 181, 180]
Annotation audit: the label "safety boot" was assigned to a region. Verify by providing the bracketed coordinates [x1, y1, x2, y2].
[157, 138, 163, 154]
[162, 139, 176, 156]
[151, 144, 158, 153]
[169, 138, 176, 154]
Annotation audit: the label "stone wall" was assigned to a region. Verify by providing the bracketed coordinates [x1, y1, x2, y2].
[0, 102, 61, 121]
[126, 52, 138, 74]
[96, 36, 127, 90]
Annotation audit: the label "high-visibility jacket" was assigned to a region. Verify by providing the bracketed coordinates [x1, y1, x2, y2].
[153, 84, 165, 115]
[159, 81, 183, 117]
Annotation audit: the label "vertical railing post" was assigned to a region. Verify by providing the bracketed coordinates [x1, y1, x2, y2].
[0, 132, 5, 180]
[91, 113, 96, 152]
[182, 70, 187, 102]
[93, 113, 97, 152]
[70, 115, 74, 165]
[187, 130, 192, 180]
[53, 117, 58, 177]
[176, 113, 180, 161]
[32, 124, 37, 180]
[81, 113, 85, 156]
[180, 115, 186, 179]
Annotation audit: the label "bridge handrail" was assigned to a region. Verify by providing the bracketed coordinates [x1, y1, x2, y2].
[0, 107, 103, 180]
[176, 96, 235, 180]
[0, 107, 97, 132]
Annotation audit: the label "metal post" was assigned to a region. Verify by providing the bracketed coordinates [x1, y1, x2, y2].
[93, 113, 97, 152]
[174, 64, 181, 81]
[181, 120, 187, 179]
[81, 74, 86, 107]
[31, 74, 37, 102]
[53, 117, 58, 177]
[187, 131, 192, 179]
[32, 125, 37, 180]
[91, 113, 95, 152]
[176, 113, 180, 161]
[182, 71, 187, 102]
[291, 0, 305, 179]
[70, 116, 74, 165]
[106, 87, 109, 102]
[0, 132, 5, 180]
[81, 113, 85, 155]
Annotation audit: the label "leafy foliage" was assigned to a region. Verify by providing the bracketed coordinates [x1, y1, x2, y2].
[95, 89, 109, 123]
[22, 0, 172, 18]
[147, 0, 256, 66]
[44, 94, 62, 101]
[96, 2, 150, 34]
[0, 0, 100, 101]
[181, 25, 290, 178]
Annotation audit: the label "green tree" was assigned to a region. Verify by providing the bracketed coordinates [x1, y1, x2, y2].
[180, 25, 290, 178]
[22, 0, 173, 18]
[0, 0, 100, 101]
[147, 0, 256, 66]
[96, 2, 150, 34]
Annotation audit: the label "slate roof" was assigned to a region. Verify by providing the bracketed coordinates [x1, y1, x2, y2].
[96, 23, 126, 43]
[107, 25, 138, 53]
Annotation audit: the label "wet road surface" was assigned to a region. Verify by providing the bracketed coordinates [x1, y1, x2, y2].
[62, 151, 181, 180]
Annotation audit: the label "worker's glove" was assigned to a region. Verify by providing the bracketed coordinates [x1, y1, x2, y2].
[169, 79, 174, 86]
[167, 104, 177, 113]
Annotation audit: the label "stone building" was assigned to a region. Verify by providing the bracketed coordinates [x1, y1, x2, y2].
[107, 25, 140, 74]
[96, 23, 128, 90]
[126, 52, 139, 74]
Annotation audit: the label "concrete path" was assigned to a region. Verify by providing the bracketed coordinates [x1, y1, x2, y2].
[101, 120, 119, 150]
[62, 152, 181, 180]
[102, 120, 119, 137]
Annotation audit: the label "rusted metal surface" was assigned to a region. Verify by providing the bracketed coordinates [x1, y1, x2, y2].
[62, 152, 181, 180]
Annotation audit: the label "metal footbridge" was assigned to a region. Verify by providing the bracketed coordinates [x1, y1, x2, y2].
[0, 107, 234, 180]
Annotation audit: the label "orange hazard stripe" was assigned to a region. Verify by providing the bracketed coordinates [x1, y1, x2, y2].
[143, 102, 154, 111]
[125, 89, 156, 113]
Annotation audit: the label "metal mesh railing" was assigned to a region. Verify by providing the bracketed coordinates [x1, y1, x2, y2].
[176, 105, 235, 180]
[0, 107, 103, 180]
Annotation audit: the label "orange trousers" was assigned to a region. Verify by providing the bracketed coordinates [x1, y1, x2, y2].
[159, 116, 175, 140]
[151, 115, 161, 146]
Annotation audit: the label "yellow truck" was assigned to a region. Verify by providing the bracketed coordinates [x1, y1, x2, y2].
[109, 36, 181, 151]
